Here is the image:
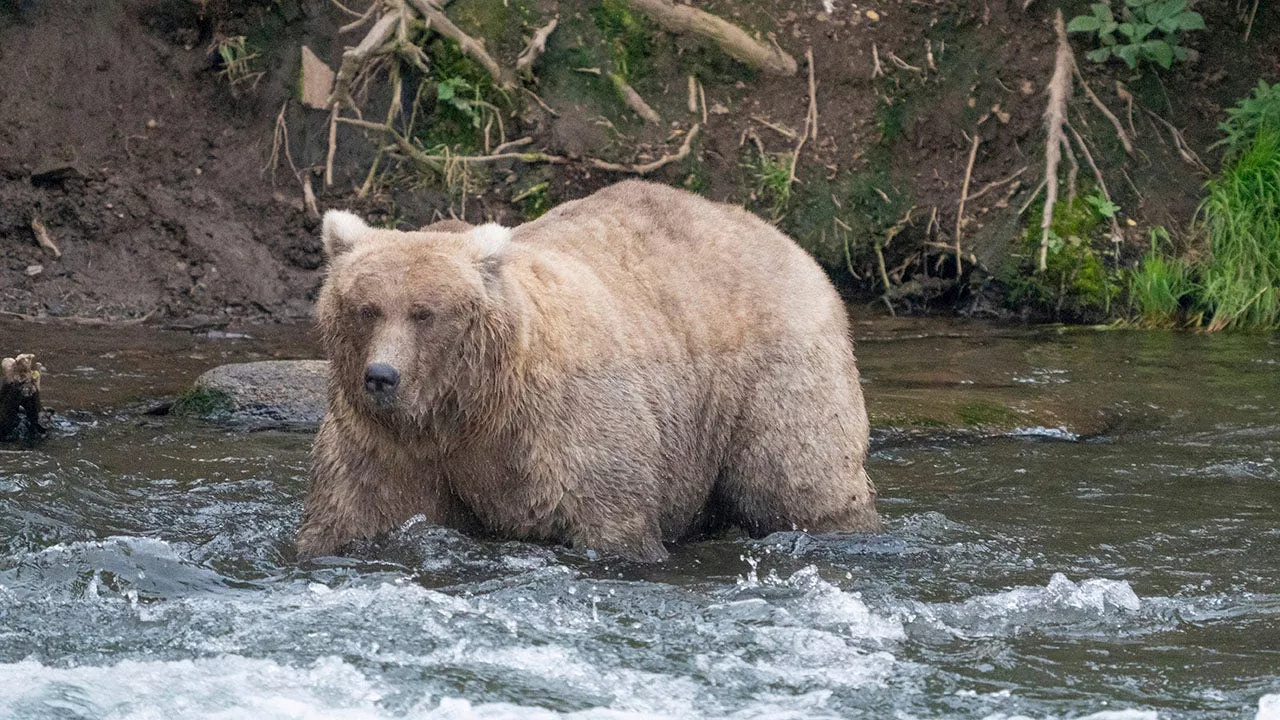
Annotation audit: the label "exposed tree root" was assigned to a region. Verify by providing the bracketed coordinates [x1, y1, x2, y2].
[587, 124, 701, 175]
[610, 73, 661, 124]
[406, 0, 515, 89]
[1038, 10, 1073, 273]
[339, 115, 700, 178]
[1067, 123, 1123, 250]
[788, 48, 818, 185]
[1072, 62, 1133, 155]
[1140, 107, 1210, 173]
[623, 0, 797, 76]
[516, 15, 558, 75]
[576, 67, 660, 124]
[954, 133, 981, 278]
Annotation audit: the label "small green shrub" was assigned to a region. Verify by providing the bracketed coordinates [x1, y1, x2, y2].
[1067, 0, 1205, 70]
[1214, 80, 1280, 159]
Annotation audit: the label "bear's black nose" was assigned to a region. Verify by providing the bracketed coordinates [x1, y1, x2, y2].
[364, 363, 400, 396]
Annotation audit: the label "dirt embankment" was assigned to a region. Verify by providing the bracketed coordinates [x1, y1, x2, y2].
[0, 0, 1275, 324]
[0, 0, 324, 325]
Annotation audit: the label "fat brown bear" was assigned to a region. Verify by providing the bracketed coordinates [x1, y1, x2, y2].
[296, 180, 880, 561]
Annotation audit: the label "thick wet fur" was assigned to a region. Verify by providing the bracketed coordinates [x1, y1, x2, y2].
[297, 181, 881, 562]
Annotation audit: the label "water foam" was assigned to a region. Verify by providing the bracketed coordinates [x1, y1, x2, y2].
[1259, 694, 1280, 720]
[0, 655, 388, 719]
[910, 573, 1144, 638]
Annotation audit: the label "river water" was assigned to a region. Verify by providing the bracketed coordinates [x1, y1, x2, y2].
[0, 319, 1276, 719]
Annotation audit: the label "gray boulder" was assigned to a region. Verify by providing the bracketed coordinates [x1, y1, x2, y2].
[181, 360, 329, 430]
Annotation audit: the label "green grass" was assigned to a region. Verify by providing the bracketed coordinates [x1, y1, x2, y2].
[1194, 127, 1280, 331]
[1128, 229, 1196, 328]
[743, 149, 794, 221]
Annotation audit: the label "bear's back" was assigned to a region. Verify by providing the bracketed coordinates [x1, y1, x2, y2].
[511, 181, 848, 355]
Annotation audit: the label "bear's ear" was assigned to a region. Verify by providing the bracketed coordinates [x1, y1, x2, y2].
[470, 223, 511, 258]
[470, 223, 510, 289]
[322, 210, 371, 259]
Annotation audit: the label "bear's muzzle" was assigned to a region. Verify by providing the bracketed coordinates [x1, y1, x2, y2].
[364, 363, 400, 406]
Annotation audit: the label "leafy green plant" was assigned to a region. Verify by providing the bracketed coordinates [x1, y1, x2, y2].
[1214, 80, 1280, 158]
[1067, 0, 1205, 70]
[1085, 190, 1120, 220]
[436, 77, 485, 128]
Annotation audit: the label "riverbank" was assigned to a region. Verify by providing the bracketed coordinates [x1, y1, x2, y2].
[2, 0, 1276, 325]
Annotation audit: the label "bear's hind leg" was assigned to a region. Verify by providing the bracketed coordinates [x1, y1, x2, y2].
[717, 359, 880, 537]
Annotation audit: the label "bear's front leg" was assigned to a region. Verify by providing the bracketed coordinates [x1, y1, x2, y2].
[296, 409, 461, 559]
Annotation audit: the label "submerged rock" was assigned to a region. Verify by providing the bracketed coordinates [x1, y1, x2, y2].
[181, 360, 328, 430]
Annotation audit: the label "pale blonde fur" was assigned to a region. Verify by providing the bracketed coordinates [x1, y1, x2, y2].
[298, 181, 880, 561]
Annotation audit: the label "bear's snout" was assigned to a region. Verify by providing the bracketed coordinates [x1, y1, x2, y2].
[364, 363, 401, 403]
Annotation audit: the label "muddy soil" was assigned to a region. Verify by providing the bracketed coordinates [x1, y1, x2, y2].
[0, 0, 1276, 323]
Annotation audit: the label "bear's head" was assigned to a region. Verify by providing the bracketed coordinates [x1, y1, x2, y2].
[316, 210, 515, 421]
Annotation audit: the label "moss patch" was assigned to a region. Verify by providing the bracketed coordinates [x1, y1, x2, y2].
[171, 386, 235, 418]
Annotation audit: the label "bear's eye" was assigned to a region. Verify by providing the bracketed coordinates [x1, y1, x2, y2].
[355, 304, 382, 322]
[410, 306, 435, 324]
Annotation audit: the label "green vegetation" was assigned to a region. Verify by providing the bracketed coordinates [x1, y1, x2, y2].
[213, 35, 264, 89]
[1109, 83, 1280, 331]
[1194, 126, 1280, 330]
[956, 402, 1020, 427]
[1005, 192, 1123, 320]
[1214, 80, 1280, 159]
[590, 0, 654, 83]
[743, 149, 794, 221]
[171, 387, 234, 418]
[415, 39, 513, 152]
[1127, 228, 1195, 328]
[513, 180, 551, 220]
[1067, 0, 1204, 70]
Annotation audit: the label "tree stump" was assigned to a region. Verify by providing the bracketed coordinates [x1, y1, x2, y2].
[1, 354, 47, 444]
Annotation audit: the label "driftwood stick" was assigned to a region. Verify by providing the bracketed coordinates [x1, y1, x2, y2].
[623, 0, 797, 76]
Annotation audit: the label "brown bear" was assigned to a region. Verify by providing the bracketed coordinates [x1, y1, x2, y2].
[296, 180, 880, 562]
